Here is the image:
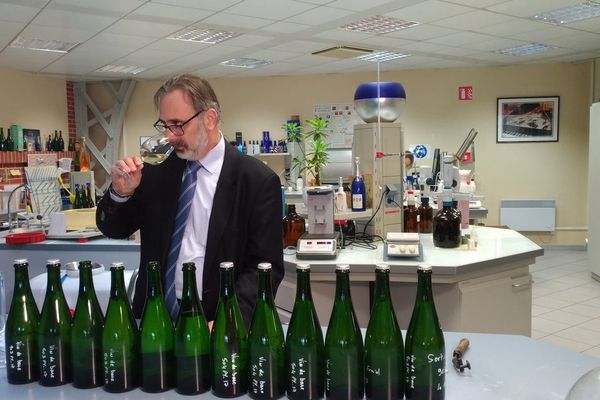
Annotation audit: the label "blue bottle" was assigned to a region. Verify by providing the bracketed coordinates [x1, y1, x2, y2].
[351, 156, 366, 212]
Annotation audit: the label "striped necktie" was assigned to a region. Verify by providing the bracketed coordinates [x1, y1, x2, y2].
[164, 160, 202, 319]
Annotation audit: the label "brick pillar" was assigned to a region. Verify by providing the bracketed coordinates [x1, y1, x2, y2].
[66, 81, 76, 145]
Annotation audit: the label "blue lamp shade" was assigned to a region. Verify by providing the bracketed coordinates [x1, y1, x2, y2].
[354, 82, 406, 123]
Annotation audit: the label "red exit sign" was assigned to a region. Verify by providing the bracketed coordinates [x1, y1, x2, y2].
[458, 86, 473, 101]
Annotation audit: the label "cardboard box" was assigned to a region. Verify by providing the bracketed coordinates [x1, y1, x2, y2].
[63, 207, 97, 230]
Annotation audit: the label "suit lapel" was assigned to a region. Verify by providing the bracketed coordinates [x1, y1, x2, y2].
[204, 142, 237, 271]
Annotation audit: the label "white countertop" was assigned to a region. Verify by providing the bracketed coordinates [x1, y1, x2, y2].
[284, 226, 543, 276]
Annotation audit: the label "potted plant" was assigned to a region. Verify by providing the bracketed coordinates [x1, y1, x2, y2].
[284, 116, 329, 186]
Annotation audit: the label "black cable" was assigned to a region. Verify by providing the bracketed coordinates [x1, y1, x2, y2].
[361, 187, 387, 236]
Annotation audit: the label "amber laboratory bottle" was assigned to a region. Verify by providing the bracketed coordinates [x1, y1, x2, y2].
[432, 198, 461, 248]
[403, 191, 418, 233]
[418, 197, 433, 234]
[283, 204, 305, 248]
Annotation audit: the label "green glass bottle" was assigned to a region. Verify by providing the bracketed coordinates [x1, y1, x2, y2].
[71, 260, 104, 388]
[5, 259, 40, 384]
[210, 261, 248, 397]
[285, 263, 324, 400]
[140, 261, 175, 392]
[324, 264, 364, 400]
[365, 264, 404, 400]
[73, 184, 82, 209]
[38, 259, 72, 386]
[404, 264, 446, 400]
[102, 262, 139, 393]
[175, 262, 210, 395]
[248, 263, 285, 400]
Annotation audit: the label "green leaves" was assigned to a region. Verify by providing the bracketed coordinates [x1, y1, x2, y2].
[283, 116, 330, 185]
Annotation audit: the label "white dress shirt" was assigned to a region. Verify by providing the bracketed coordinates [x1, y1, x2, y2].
[174, 136, 225, 300]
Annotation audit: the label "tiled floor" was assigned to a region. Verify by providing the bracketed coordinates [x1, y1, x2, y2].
[531, 248, 600, 357]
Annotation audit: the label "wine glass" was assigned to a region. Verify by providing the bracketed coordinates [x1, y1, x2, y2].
[140, 133, 174, 165]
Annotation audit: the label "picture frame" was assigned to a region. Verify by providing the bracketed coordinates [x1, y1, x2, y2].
[497, 96, 559, 143]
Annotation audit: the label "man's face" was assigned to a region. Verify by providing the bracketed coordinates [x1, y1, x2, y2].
[158, 88, 211, 161]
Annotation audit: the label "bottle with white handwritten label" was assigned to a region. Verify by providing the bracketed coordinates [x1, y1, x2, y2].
[38, 259, 72, 386]
[211, 261, 248, 397]
[248, 263, 285, 400]
[365, 264, 404, 400]
[102, 262, 139, 393]
[324, 264, 364, 400]
[285, 264, 324, 400]
[404, 264, 445, 400]
[5, 259, 40, 384]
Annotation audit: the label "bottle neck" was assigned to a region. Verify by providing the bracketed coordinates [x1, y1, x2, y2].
[46, 265, 63, 295]
[335, 270, 351, 301]
[147, 266, 163, 299]
[257, 269, 274, 304]
[295, 270, 313, 302]
[219, 268, 236, 299]
[416, 270, 434, 303]
[354, 160, 361, 178]
[110, 269, 127, 300]
[13, 266, 31, 293]
[374, 270, 391, 302]
[288, 204, 297, 216]
[180, 267, 200, 307]
[78, 266, 94, 296]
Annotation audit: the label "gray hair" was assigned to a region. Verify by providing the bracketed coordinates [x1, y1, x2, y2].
[154, 74, 221, 122]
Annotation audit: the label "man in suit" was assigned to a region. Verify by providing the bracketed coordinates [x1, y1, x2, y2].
[96, 74, 284, 328]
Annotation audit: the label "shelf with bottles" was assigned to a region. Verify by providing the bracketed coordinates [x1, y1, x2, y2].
[0, 150, 76, 165]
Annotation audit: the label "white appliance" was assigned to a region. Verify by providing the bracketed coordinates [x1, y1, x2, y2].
[589, 102, 600, 280]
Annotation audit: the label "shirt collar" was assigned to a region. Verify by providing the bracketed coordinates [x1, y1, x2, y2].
[198, 132, 224, 175]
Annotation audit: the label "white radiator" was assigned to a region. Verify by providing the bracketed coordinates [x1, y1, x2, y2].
[500, 199, 556, 232]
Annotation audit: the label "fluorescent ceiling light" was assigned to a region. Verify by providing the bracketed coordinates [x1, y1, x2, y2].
[531, 1, 600, 24]
[340, 15, 420, 34]
[169, 28, 239, 44]
[221, 58, 272, 69]
[495, 43, 554, 56]
[96, 64, 147, 75]
[354, 51, 410, 62]
[10, 36, 78, 53]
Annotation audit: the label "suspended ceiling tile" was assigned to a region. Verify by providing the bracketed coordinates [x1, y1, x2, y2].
[477, 19, 548, 37]
[221, 34, 276, 47]
[117, 48, 185, 68]
[260, 21, 313, 34]
[566, 17, 600, 34]
[283, 53, 335, 65]
[143, 38, 211, 54]
[428, 31, 495, 46]
[385, 24, 459, 41]
[84, 33, 156, 50]
[226, 0, 316, 20]
[0, 47, 64, 72]
[542, 31, 600, 50]
[31, 8, 116, 32]
[401, 41, 479, 57]
[20, 23, 99, 43]
[294, 0, 336, 5]
[105, 19, 184, 38]
[356, 36, 417, 49]
[191, 65, 240, 79]
[152, 0, 244, 12]
[202, 13, 274, 29]
[129, 2, 214, 22]
[432, 10, 514, 30]
[508, 25, 575, 43]
[327, 0, 413, 12]
[463, 38, 529, 52]
[0, 21, 25, 38]
[385, 0, 475, 24]
[269, 40, 331, 54]
[51, 0, 145, 14]
[0, 2, 44, 23]
[68, 43, 138, 61]
[243, 49, 299, 62]
[311, 28, 372, 41]
[441, 0, 508, 7]
[289, 6, 355, 26]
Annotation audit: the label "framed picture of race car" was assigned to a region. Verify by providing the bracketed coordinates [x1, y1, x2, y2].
[497, 96, 559, 143]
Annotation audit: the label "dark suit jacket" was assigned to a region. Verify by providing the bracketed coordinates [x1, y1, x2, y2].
[96, 140, 284, 327]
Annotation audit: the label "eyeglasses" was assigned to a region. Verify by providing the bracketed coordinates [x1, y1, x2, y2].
[153, 110, 202, 136]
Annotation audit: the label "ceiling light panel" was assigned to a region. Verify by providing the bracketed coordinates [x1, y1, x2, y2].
[495, 43, 554, 56]
[340, 15, 420, 34]
[531, 1, 600, 24]
[169, 28, 240, 44]
[10, 36, 78, 53]
[354, 51, 410, 62]
[96, 64, 147, 74]
[220, 58, 272, 68]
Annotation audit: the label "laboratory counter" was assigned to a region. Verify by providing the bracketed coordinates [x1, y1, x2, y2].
[1, 331, 598, 399]
[278, 226, 542, 335]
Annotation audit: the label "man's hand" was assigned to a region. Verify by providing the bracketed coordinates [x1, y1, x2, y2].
[111, 156, 143, 196]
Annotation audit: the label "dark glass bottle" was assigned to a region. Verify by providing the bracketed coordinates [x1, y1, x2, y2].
[324, 265, 364, 400]
[211, 261, 248, 397]
[46, 134, 52, 151]
[285, 264, 324, 400]
[432, 199, 461, 248]
[351, 156, 367, 212]
[365, 264, 404, 400]
[38, 259, 72, 386]
[5, 129, 14, 151]
[248, 263, 285, 400]
[405, 264, 445, 400]
[80, 183, 89, 209]
[86, 182, 95, 208]
[140, 261, 174, 392]
[73, 184, 82, 209]
[418, 197, 433, 234]
[0, 127, 5, 151]
[58, 130, 65, 151]
[68, 138, 74, 152]
[71, 260, 104, 388]
[102, 262, 139, 393]
[403, 191, 418, 233]
[283, 204, 305, 248]
[5, 259, 40, 384]
[175, 262, 211, 395]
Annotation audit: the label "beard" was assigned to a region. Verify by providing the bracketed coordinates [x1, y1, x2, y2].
[174, 126, 210, 161]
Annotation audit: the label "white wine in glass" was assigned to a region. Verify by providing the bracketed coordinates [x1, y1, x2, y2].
[140, 134, 174, 165]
